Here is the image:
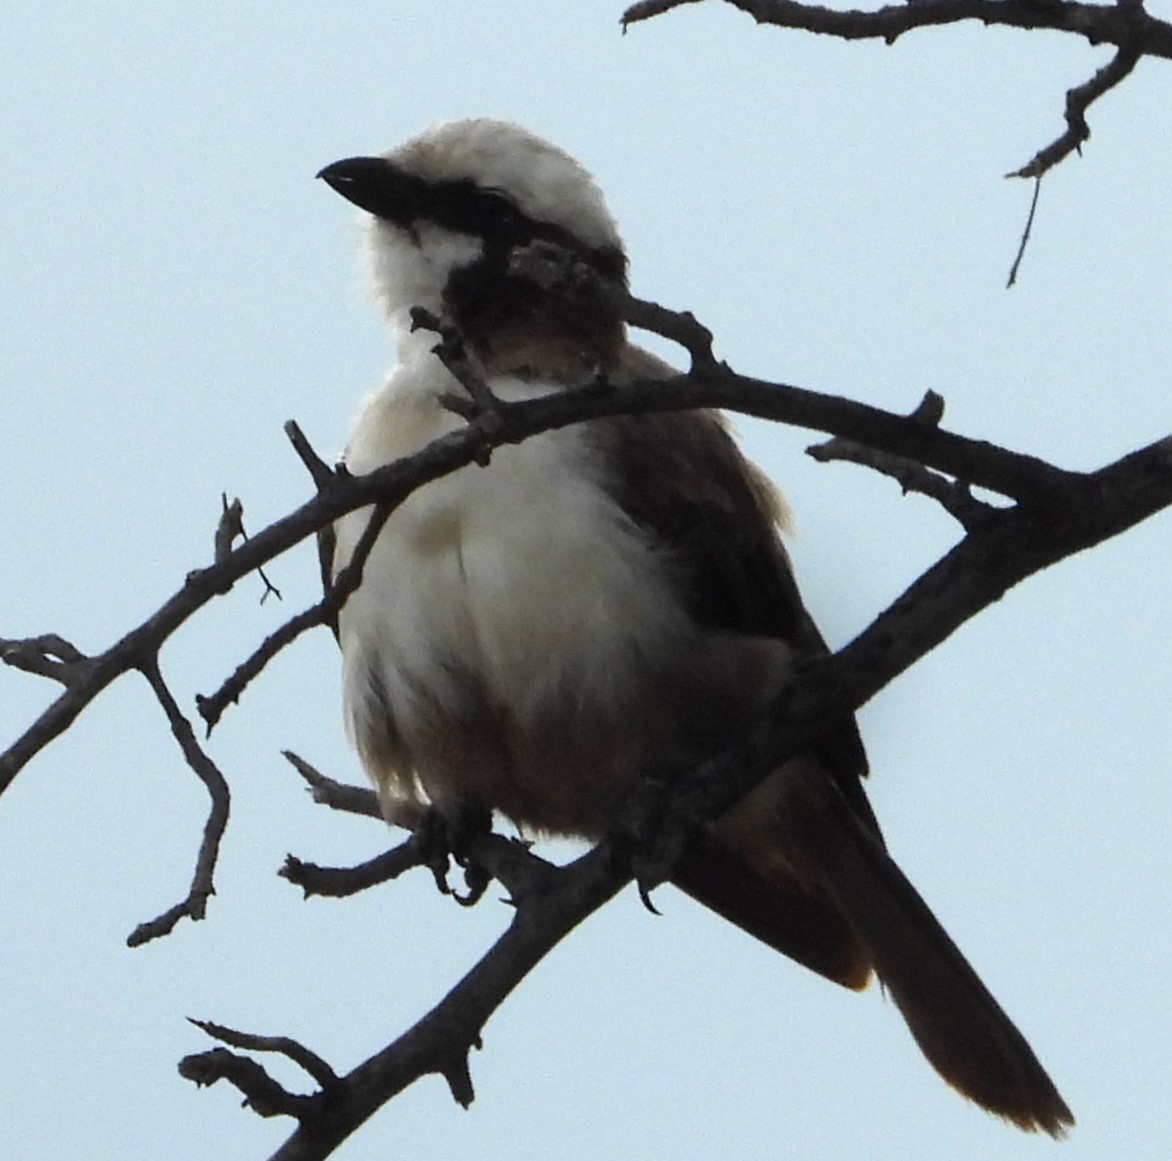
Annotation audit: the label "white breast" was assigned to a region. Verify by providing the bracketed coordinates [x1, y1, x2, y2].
[334, 359, 691, 830]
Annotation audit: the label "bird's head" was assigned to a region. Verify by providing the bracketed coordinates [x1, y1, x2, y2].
[319, 119, 629, 367]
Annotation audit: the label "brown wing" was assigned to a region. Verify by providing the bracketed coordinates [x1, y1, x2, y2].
[589, 345, 878, 987]
[594, 346, 874, 828]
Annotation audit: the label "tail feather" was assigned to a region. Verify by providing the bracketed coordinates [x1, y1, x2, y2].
[672, 831, 872, 990]
[767, 757, 1073, 1136]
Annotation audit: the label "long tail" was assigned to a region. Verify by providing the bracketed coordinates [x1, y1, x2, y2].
[674, 757, 1073, 1136]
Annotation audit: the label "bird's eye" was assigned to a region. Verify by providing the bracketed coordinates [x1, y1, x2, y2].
[480, 186, 520, 219]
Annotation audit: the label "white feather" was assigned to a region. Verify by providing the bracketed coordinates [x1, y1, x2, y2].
[334, 359, 689, 816]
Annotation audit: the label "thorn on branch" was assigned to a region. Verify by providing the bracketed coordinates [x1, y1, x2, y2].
[215, 494, 245, 563]
[440, 1052, 476, 1108]
[909, 389, 945, 427]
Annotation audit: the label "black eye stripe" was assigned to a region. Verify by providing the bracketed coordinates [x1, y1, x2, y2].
[428, 180, 551, 243]
[419, 177, 626, 283]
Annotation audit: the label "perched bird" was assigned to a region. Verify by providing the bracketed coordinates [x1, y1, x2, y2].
[319, 118, 1072, 1135]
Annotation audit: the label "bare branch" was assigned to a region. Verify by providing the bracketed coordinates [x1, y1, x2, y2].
[252, 840, 631, 1161]
[648, 436, 1172, 851]
[215, 494, 282, 601]
[808, 436, 995, 530]
[285, 420, 337, 492]
[510, 239, 717, 370]
[128, 659, 230, 946]
[1008, 43, 1143, 178]
[807, 391, 995, 528]
[178, 1047, 317, 1120]
[623, 0, 1172, 59]
[624, 297, 716, 371]
[197, 599, 332, 733]
[189, 1019, 340, 1089]
[0, 634, 94, 687]
[623, 0, 1172, 179]
[199, 492, 394, 735]
[282, 750, 382, 819]
[286, 421, 341, 642]
[623, 0, 702, 25]
[0, 308, 1151, 802]
[410, 306, 504, 437]
[280, 842, 426, 899]
[2, 314, 1167, 1152]
[179, 426, 1172, 1156]
[278, 751, 556, 903]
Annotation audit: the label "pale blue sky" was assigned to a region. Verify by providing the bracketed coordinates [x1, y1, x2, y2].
[2, 4, 1170, 1160]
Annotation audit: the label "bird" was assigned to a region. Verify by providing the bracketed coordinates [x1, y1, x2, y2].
[317, 117, 1073, 1136]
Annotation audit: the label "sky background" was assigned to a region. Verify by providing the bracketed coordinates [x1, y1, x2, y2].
[2, 3, 1170, 1159]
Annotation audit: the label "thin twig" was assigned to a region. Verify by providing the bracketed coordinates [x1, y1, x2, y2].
[188, 1019, 340, 1088]
[1006, 176, 1043, 288]
[282, 750, 382, 819]
[808, 437, 996, 529]
[129, 659, 230, 946]
[411, 306, 504, 434]
[213, 496, 281, 600]
[280, 842, 426, 898]
[285, 420, 338, 492]
[198, 500, 389, 734]
[178, 1048, 317, 1120]
[197, 600, 333, 733]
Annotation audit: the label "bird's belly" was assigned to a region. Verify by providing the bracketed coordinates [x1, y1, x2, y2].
[336, 418, 692, 834]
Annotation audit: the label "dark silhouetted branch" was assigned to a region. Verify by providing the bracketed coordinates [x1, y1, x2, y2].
[623, 0, 1172, 179]
[128, 659, 230, 947]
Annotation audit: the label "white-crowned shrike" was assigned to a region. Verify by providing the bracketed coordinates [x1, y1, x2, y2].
[318, 118, 1072, 1135]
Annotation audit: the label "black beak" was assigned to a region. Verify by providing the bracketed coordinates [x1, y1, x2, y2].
[317, 156, 422, 224]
